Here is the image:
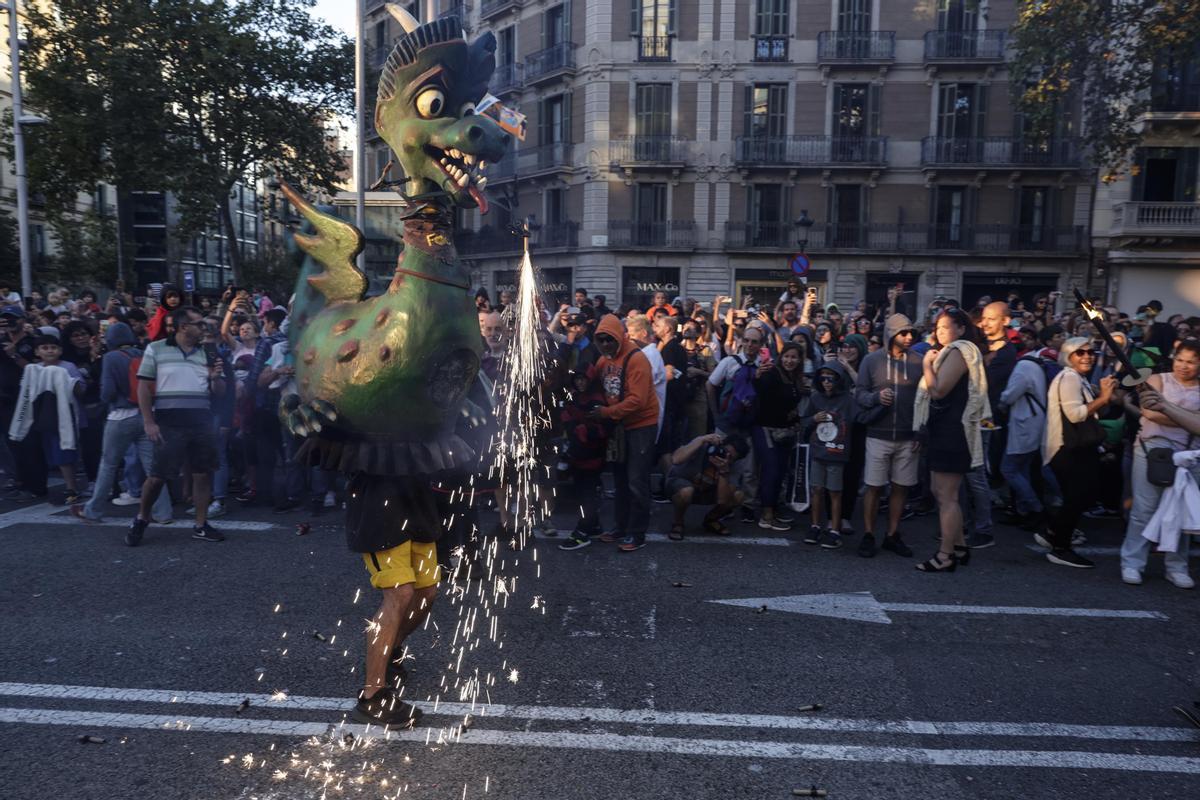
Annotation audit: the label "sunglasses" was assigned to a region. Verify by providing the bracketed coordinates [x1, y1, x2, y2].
[1072, 349, 1095, 357]
[595, 335, 616, 344]
[818, 375, 836, 382]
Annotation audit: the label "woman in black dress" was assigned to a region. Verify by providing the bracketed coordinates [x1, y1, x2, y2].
[918, 309, 985, 572]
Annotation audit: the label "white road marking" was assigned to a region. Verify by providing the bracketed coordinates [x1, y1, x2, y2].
[3, 706, 1200, 774]
[0, 503, 275, 532]
[0, 682, 1195, 743]
[543, 529, 789, 546]
[711, 592, 1168, 624]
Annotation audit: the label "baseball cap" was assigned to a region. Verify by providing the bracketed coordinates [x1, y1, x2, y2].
[1, 305, 24, 318]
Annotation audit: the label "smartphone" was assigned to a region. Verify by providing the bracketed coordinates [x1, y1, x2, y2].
[759, 347, 770, 363]
[99, 319, 111, 336]
[203, 343, 219, 365]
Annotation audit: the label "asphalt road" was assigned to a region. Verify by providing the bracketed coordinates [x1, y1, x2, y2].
[1, 489, 1198, 800]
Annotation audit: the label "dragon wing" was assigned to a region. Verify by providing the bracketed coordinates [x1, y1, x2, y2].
[279, 181, 367, 304]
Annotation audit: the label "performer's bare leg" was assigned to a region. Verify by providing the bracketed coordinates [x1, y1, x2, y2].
[390, 586, 437, 659]
[363, 583, 413, 699]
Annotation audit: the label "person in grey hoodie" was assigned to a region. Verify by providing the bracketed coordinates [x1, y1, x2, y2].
[853, 313, 922, 558]
[72, 323, 172, 524]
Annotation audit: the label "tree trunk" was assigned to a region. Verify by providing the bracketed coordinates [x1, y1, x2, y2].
[219, 191, 242, 287]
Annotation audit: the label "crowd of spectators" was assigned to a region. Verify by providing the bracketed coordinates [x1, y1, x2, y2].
[1, 277, 1197, 592]
[479, 281, 1200, 586]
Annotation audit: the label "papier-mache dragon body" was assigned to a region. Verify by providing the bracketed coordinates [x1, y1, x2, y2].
[281, 6, 511, 475]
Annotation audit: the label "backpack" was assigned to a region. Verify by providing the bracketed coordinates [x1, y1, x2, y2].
[718, 356, 758, 428]
[1019, 354, 1062, 389]
[119, 349, 153, 406]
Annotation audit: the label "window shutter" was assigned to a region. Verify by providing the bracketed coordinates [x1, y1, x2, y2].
[563, 91, 573, 143]
[1180, 148, 1199, 202]
[1131, 149, 1147, 202]
[973, 84, 989, 139]
[668, 0, 677, 35]
[743, 84, 754, 137]
[631, 0, 640, 38]
[867, 83, 882, 137]
[539, 98, 551, 146]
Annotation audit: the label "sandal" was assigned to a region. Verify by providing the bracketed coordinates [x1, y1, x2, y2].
[953, 545, 971, 567]
[702, 518, 731, 536]
[915, 552, 957, 573]
[668, 524, 685, 541]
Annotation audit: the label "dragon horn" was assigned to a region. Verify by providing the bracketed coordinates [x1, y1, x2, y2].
[385, 3, 420, 33]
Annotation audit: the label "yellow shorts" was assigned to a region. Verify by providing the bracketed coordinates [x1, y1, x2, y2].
[362, 541, 441, 590]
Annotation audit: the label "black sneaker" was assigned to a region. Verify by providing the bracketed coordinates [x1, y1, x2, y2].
[126, 516, 148, 547]
[803, 525, 822, 545]
[192, 523, 225, 542]
[820, 529, 843, 550]
[351, 687, 423, 730]
[881, 534, 913, 558]
[558, 532, 592, 551]
[740, 505, 757, 524]
[857, 532, 877, 558]
[273, 498, 303, 513]
[966, 531, 995, 549]
[775, 512, 795, 525]
[651, 493, 671, 505]
[386, 656, 409, 690]
[1046, 549, 1095, 569]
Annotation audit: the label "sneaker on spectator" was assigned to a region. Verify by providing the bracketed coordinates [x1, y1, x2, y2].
[1046, 549, 1094, 569]
[235, 488, 257, 504]
[616, 536, 645, 552]
[323, 490, 337, 509]
[111, 492, 139, 507]
[758, 517, 790, 532]
[153, 516, 174, 525]
[881, 534, 913, 558]
[840, 522, 855, 537]
[820, 529, 843, 550]
[775, 511, 795, 524]
[351, 687, 423, 730]
[1166, 571, 1196, 590]
[651, 492, 671, 505]
[1033, 532, 1053, 549]
[857, 532, 877, 558]
[965, 532, 995, 549]
[740, 505, 756, 524]
[597, 531, 618, 543]
[1071, 529, 1087, 546]
[1083, 505, 1121, 519]
[192, 523, 225, 543]
[803, 525, 822, 545]
[1121, 568, 1143, 586]
[70, 504, 102, 525]
[126, 517, 148, 547]
[273, 498, 303, 514]
[64, 491, 83, 506]
[558, 532, 592, 551]
[208, 500, 226, 519]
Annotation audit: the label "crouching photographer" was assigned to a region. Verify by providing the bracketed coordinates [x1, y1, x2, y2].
[664, 432, 749, 540]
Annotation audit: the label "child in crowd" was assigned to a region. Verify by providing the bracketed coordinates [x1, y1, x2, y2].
[8, 334, 86, 503]
[558, 370, 608, 550]
[799, 361, 857, 549]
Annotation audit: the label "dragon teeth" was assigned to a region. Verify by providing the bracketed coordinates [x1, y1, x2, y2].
[456, 173, 469, 188]
[476, 176, 488, 189]
[463, 154, 476, 166]
[479, 160, 487, 170]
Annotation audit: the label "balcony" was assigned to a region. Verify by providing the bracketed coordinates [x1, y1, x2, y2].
[817, 31, 895, 64]
[489, 61, 523, 95]
[609, 136, 691, 166]
[480, 0, 522, 21]
[456, 227, 521, 257]
[923, 30, 1007, 63]
[735, 135, 888, 167]
[607, 220, 696, 249]
[524, 142, 573, 172]
[524, 42, 575, 84]
[724, 221, 800, 250]
[920, 137, 1082, 168]
[365, 0, 387, 12]
[753, 35, 789, 62]
[802, 222, 1085, 254]
[438, 4, 465, 23]
[637, 35, 673, 62]
[536, 221, 579, 249]
[1110, 202, 1200, 237]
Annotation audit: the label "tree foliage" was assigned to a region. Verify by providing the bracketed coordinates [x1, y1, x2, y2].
[22, 0, 353, 283]
[1010, 0, 1200, 176]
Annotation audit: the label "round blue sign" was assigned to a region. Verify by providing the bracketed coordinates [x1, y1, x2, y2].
[789, 253, 811, 276]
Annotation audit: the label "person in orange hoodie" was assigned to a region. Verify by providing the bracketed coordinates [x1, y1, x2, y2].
[588, 314, 659, 552]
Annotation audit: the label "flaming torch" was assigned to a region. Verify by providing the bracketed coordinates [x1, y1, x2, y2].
[1073, 289, 1152, 389]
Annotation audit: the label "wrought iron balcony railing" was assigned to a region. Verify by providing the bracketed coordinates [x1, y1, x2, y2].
[817, 31, 895, 62]
[480, 0, 522, 20]
[923, 30, 1007, 61]
[607, 220, 696, 248]
[637, 35, 672, 62]
[1111, 202, 1200, 236]
[735, 135, 888, 166]
[753, 35, 789, 62]
[801, 222, 1085, 253]
[920, 136, 1082, 168]
[723, 222, 799, 249]
[489, 61, 523, 94]
[525, 42, 575, 82]
[537, 221, 579, 249]
[609, 136, 691, 164]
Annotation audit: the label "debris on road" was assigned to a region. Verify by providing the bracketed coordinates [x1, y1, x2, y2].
[792, 787, 827, 797]
[296, 523, 311, 536]
[796, 704, 824, 713]
[671, 581, 693, 588]
[77, 735, 106, 744]
[755, 605, 768, 613]
[312, 631, 327, 642]
[235, 699, 251, 714]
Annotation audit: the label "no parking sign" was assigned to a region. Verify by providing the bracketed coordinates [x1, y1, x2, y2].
[789, 253, 811, 282]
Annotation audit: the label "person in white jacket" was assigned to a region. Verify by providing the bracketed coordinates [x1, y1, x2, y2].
[999, 354, 1048, 528]
[8, 335, 85, 503]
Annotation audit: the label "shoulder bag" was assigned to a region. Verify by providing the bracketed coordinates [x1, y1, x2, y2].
[1057, 376, 1105, 451]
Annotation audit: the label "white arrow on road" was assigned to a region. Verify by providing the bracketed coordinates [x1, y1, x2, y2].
[709, 592, 1168, 625]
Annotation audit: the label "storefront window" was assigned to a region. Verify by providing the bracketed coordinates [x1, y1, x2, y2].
[621, 266, 680, 312]
[495, 267, 573, 309]
[734, 268, 829, 309]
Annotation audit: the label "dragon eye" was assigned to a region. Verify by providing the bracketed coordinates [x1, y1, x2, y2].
[460, 102, 477, 117]
[415, 88, 446, 119]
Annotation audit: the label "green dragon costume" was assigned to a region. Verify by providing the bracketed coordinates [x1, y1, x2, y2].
[281, 9, 510, 487]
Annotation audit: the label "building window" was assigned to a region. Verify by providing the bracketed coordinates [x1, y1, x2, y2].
[829, 185, 864, 247]
[544, 4, 567, 47]
[634, 84, 673, 158]
[745, 83, 787, 139]
[1017, 187, 1052, 246]
[753, 0, 789, 61]
[1132, 148, 1200, 203]
[833, 83, 881, 137]
[936, 0, 978, 32]
[934, 185, 971, 246]
[837, 0, 870, 33]
[937, 83, 987, 140]
[633, 0, 674, 60]
[541, 95, 568, 145]
[1151, 42, 1200, 112]
[545, 188, 565, 226]
[622, 266, 680, 312]
[748, 184, 787, 247]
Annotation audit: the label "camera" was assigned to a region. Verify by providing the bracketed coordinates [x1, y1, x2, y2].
[746, 305, 759, 317]
[706, 443, 724, 457]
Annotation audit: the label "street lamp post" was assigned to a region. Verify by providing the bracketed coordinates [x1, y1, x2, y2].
[795, 209, 814, 253]
[354, 0, 366, 270]
[7, 0, 36, 299]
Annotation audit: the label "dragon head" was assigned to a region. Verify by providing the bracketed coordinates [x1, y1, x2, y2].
[376, 6, 509, 215]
